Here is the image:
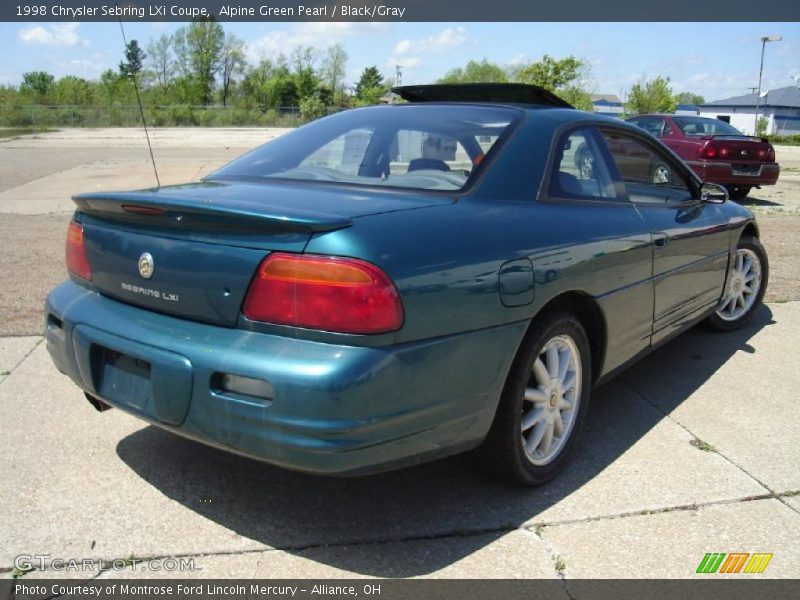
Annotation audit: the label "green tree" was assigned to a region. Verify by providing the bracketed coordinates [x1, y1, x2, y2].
[97, 69, 126, 105]
[244, 59, 299, 110]
[53, 76, 93, 105]
[625, 76, 676, 115]
[146, 34, 175, 94]
[355, 67, 385, 96]
[176, 19, 224, 105]
[119, 39, 146, 78]
[674, 91, 705, 106]
[299, 93, 328, 122]
[220, 32, 246, 106]
[514, 55, 584, 90]
[19, 71, 54, 102]
[323, 44, 348, 105]
[558, 87, 594, 112]
[438, 59, 508, 84]
[511, 55, 593, 110]
[755, 116, 770, 137]
[290, 46, 320, 100]
[354, 66, 387, 105]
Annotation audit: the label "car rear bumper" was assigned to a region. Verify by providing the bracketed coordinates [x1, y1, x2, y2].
[685, 160, 780, 187]
[45, 282, 525, 475]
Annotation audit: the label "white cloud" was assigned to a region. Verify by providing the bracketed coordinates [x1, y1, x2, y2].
[18, 23, 88, 47]
[246, 22, 390, 62]
[46, 56, 107, 78]
[388, 56, 422, 69]
[386, 27, 471, 75]
[507, 53, 527, 67]
[391, 27, 469, 57]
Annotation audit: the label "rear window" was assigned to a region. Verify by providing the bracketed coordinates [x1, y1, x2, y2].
[211, 105, 519, 191]
[673, 117, 743, 136]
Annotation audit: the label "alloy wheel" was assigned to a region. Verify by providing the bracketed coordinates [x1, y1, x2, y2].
[716, 248, 762, 322]
[521, 335, 582, 466]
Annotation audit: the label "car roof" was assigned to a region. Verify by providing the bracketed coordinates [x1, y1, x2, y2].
[392, 83, 573, 108]
[630, 114, 717, 120]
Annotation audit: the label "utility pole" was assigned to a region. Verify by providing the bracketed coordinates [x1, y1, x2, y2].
[755, 35, 782, 134]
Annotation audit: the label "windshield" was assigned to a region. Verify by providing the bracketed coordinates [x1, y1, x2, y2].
[673, 117, 744, 136]
[211, 105, 519, 192]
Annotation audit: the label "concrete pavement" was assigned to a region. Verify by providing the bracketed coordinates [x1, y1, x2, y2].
[1, 303, 798, 579]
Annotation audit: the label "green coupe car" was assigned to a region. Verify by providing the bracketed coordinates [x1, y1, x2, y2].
[45, 84, 768, 485]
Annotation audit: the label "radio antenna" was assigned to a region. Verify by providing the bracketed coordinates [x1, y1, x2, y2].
[116, 8, 160, 188]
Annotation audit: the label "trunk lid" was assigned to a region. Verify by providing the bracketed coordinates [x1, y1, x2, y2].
[75, 179, 449, 327]
[702, 135, 773, 164]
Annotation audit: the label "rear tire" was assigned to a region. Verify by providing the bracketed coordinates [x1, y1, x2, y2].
[706, 236, 768, 331]
[474, 311, 592, 486]
[726, 185, 752, 200]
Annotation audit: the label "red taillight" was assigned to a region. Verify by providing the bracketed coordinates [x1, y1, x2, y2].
[767, 146, 775, 162]
[66, 221, 92, 281]
[719, 146, 729, 158]
[699, 143, 717, 159]
[242, 253, 403, 334]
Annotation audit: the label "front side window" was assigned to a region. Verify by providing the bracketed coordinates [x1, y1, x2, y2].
[547, 127, 616, 201]
[212, 105, 518, 192]
[601, 131, 692, 203]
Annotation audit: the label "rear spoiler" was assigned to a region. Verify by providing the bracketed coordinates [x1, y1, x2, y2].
[700, 135, 767, 143]
[392, 83, 573, 108]
[72, 192, 352, 234]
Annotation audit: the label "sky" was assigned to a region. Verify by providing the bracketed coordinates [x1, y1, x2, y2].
[0, 21, 798, 102]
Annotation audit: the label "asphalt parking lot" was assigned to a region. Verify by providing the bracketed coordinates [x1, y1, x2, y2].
[0, 129, 798, 579]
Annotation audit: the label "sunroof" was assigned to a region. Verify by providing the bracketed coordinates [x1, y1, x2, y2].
[392, 83, 573, 108]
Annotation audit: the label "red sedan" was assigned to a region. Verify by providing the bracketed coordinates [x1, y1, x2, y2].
[626, 115, 780, 200]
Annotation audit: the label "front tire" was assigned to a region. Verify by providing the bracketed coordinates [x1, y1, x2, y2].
[475, 312, 592, 486]
[706, 236, 768, 331]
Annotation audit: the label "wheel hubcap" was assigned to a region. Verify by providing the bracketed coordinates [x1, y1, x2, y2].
[716, 248, 762, 322]
[521, 335, 582, 466]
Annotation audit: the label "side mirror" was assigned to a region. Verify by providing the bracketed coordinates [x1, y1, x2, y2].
[700, 182, 728, 204]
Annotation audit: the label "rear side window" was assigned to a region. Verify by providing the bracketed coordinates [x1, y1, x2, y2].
[547, 127, 616, 201]
[212, 105, 519, 192]
[631, 118, 670, 138]
[673, 117, 743, 136]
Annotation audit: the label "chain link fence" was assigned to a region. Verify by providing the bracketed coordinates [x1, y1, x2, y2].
[0, 105, 342, 128]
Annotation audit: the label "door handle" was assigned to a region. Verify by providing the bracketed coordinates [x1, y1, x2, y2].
[653, 232, 669, 248]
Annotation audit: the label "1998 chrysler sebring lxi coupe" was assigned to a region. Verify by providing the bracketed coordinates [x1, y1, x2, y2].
[45, 84, 768, 485]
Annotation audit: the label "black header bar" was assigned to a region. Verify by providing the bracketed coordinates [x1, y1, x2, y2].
[4, 0, 800, 22]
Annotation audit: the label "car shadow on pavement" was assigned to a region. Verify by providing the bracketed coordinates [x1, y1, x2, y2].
[735, 195, 782, 208]
[116, 305, 775, 577]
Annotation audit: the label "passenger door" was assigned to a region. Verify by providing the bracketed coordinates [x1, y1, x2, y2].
[535, 126, 655, 375]
[599, 128, 729, 344]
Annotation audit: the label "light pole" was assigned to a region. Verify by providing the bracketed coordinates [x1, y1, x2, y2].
[754, 35, 782, 134]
